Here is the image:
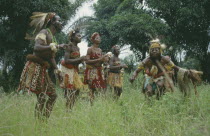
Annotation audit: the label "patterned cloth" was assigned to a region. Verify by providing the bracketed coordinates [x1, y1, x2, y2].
[84, 51, 106, 89]
[84, 66, 106, 89]
[17, 61, 55, 95]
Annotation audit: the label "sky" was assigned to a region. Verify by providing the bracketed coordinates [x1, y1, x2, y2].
[63, 0, 133, 59]
[63, 1, 96, 56]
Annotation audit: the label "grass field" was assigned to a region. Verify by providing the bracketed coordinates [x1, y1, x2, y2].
[0, 74, 210, 136]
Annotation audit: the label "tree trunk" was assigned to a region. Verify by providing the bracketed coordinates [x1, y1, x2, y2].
[200, 54, 210, 82]
[1, 52, 9, 92]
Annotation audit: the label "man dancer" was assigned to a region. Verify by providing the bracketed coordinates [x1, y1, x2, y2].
[17, 12, 64, 119]
[130, 39, 179, 99]
[130, 39, 202, 99]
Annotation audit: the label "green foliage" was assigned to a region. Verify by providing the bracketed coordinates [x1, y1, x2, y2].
[179, 57, 201, 70]
[0, 0, 87, 92]
[74, 0, 210, 81]
[94, 0, 122, 20]
[107, 12, 168, 59]
[77, 0, 168, 58]
[121, 54, 137, 73]
[0, 74, 210, 135]
[146, 0, 210, 80]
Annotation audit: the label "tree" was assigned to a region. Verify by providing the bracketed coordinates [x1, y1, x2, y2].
[73, 0, 210, 81]
[0, 0, 87, 92]
[73, 0, 168, 60]
[145, 0, 210, 81]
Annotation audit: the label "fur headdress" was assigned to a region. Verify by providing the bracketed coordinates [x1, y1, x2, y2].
[25, 12, 56, 40]
[149, 38, 166, 54]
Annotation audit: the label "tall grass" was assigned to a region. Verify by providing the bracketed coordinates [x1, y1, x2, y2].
[0, 74, 209, 136]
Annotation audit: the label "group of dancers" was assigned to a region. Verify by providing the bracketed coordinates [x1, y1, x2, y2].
[17, 12, 128, 119]
[17, 12, 202, 119]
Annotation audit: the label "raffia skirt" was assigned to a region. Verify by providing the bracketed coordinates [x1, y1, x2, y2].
[59, 65, 84, 90]
[107, 72, 122, 88]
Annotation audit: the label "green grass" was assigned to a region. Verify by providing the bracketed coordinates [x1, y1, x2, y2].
[0, 74, 210, 136]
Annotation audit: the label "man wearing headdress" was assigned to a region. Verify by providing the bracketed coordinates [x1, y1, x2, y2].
[60, 29, 86, 111]
[130, 39, 202, 99]
[107, 45, 127, 98]
[17, 12, 65, 119]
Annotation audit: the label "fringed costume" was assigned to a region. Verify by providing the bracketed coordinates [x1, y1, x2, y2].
[177, 68, 202, 96]
[60, 52, 84, 92]
[107, 61, 122, 88]
[138, 59, 175, 94]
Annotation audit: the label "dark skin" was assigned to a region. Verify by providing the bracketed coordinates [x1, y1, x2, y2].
[130, 47, 179, 98]
[109, 47, 128, 73]
[85, 34, 108, 103]
[63, 32, 86, 111]
[34, 15, 66, 70]
[64, 33, 86, 65]
[109, 47, 127, 98]
[86, 35, 108, 67]
[33, 15, 66, 119]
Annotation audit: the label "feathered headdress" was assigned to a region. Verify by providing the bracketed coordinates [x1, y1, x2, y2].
[29, 12, 56, 34]
[25, 12, 56, 40]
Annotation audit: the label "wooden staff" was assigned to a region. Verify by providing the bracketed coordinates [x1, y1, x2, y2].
[155, 60, 176, 92]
